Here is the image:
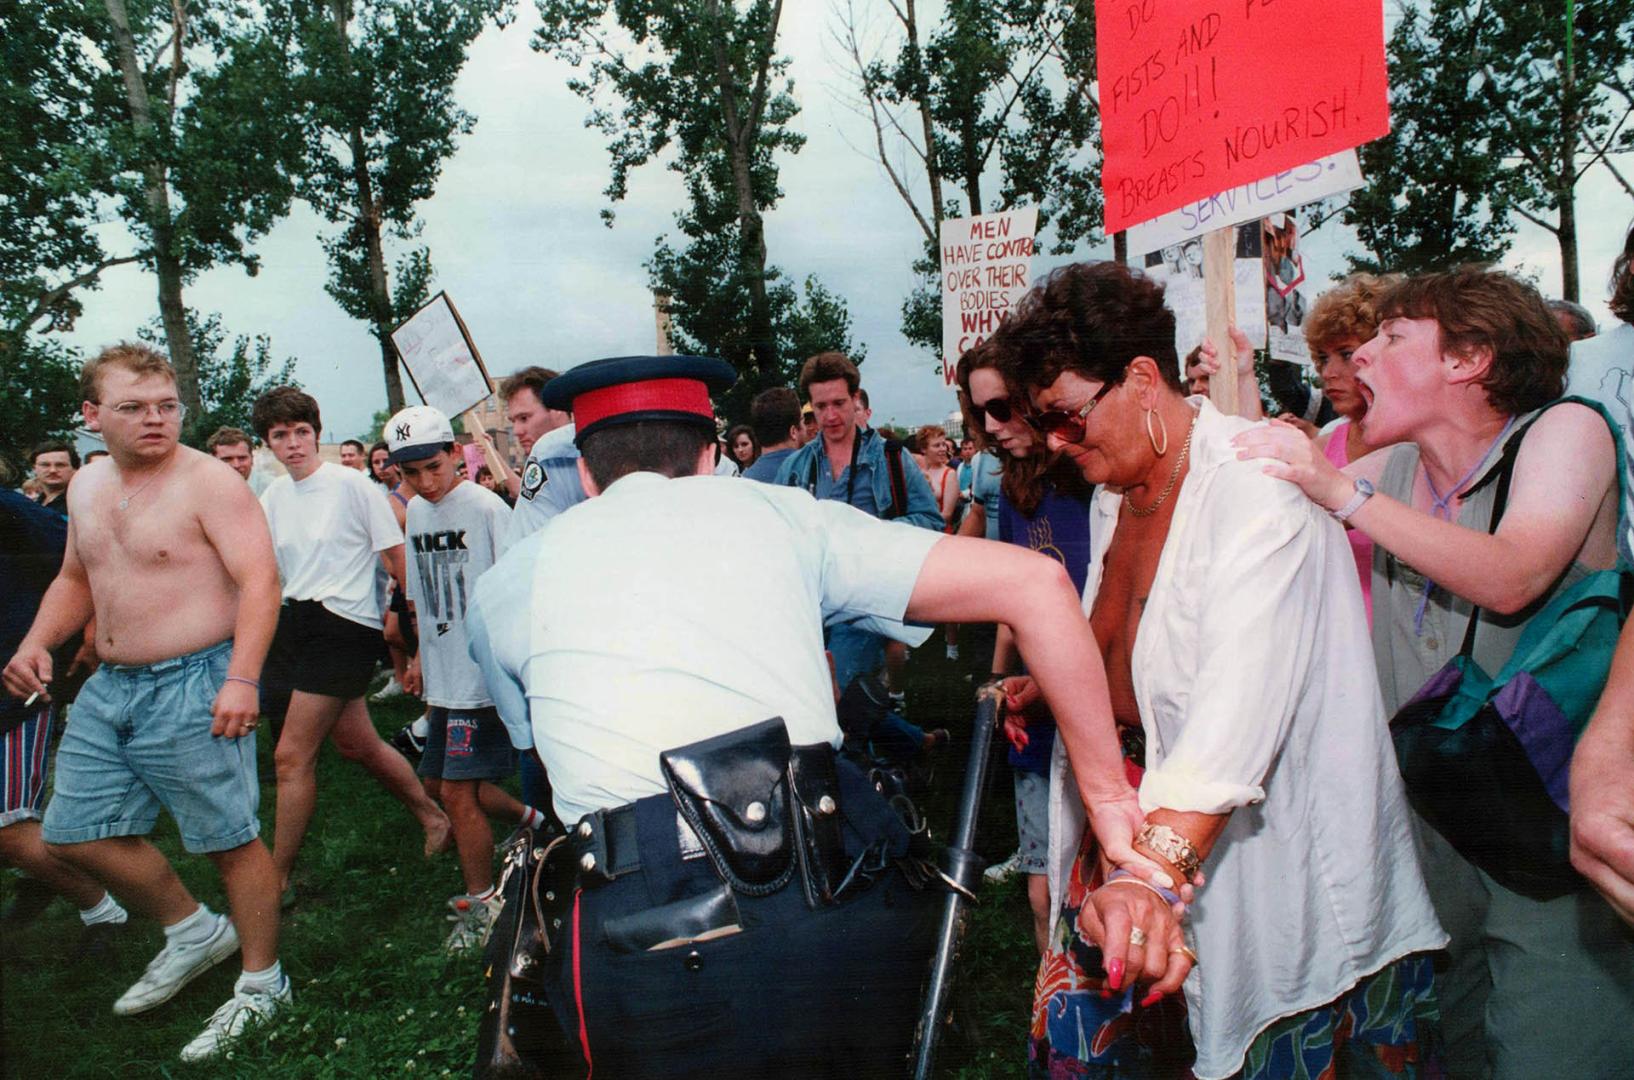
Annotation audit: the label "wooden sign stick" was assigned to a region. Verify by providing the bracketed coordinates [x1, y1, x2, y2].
[461, 408, 513, 484]
[1203, 225, 1242, 417]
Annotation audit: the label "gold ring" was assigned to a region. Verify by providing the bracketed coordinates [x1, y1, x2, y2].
[1128, 927, 1148, 947]
[1170, 944, 1198, 964]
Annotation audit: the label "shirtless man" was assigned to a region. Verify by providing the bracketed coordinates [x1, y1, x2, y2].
[2, 343, 287, 1063]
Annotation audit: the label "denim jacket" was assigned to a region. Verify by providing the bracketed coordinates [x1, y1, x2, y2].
[774, 427, 944, 531]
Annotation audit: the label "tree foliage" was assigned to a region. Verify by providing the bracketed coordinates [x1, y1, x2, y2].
[535, 0, 858, 415]
[138, 311, 300, 446]
[0, 337, 83, 480]
[1, 0, 304, 416]
[1347, 1, 1634, 298]
[249, 0, 510, 410]
[835, 0, 1099, 362]
[0, 1, 131, 338]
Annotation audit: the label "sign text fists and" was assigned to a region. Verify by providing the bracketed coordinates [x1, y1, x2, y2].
[1097, 0, 1389, 234]
[940, 208, 1039, 389]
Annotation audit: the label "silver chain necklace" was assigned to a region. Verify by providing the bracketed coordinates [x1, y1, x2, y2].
[117, 460, 173, 511]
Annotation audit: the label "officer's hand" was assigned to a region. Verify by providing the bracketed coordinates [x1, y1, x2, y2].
[212, 680, 260, 739]
[2, 645, 53, 702]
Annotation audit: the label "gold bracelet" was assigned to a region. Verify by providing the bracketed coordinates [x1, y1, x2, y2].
[1137, 822, 1202, 883]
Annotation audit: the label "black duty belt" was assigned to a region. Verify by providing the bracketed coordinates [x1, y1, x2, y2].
[569, 802, 646, 884]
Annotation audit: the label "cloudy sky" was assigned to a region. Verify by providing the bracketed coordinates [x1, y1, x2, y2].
[57, 3, 1634, 440]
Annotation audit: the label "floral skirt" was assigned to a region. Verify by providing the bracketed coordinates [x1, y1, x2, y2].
[1028, 828, 1196, 1079]
[1028, 827, 1442, 1080]
[1231, 953, 1443, 1080]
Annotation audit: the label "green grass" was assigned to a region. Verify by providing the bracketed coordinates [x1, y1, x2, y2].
[2, 648, 1038, 1078]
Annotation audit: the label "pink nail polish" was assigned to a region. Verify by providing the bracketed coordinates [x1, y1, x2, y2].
[1107, 958, 1125, 990]
[1140, 991, 1163, 1008]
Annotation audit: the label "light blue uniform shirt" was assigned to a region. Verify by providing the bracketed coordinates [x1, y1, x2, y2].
[504, 422, 587, 549]
[470, 471, 941, 825]
[466, 527, 542, 748]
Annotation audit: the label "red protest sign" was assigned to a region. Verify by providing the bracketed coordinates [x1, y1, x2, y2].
[1097, 0, 1389, 234]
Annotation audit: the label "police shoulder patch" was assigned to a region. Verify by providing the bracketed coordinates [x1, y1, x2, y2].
[520, 459, 546, 501]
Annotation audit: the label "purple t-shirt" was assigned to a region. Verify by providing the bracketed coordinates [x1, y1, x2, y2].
[997, 485, 1093, 774]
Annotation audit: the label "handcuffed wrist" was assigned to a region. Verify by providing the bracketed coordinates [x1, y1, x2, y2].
[1106, 868, 1183, 908]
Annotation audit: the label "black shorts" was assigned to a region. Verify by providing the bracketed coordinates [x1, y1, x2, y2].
[265, 600, 382, 700]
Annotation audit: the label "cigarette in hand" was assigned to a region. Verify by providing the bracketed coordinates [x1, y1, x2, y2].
[23, 691, 41, 708]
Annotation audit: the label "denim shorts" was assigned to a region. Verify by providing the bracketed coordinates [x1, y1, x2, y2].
[417, 706, 517, 782]
[42, 639, 261, 854]
[1013, 769, 1049, 875]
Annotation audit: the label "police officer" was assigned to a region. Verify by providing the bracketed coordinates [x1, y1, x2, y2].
[468, 355, 1148, 1078]
[499, 366, 586, 549]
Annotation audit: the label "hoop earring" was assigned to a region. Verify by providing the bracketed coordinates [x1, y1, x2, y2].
[1146, 407, 1169, 456]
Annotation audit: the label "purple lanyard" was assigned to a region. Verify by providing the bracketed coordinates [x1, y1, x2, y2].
[1415, 417, 1518, 635]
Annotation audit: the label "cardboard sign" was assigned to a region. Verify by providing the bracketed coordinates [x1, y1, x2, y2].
[1125, 150, 1362, 257]
[1143, 222, 1266, 371]
[940, 207, 1038, 389]
[389, 292, 494, 419]
[461, 442, 486, 479]
[1262, 212, 1313, 364]
[1097, 0, 1388, 234]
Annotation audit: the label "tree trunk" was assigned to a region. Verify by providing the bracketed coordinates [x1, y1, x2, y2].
[331, 0, 405, 411]
[1113, 231, 1127, 266]
[728, 150, 777, 373]
[1557, 47, 1580, 303]
[707, 0, 778, 374]
[904, 0, 944, 230]
[104, 0, 201, 414]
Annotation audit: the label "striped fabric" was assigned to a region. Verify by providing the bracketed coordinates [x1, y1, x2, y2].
[0, 706, 53, 828]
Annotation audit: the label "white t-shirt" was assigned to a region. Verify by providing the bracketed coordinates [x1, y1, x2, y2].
[260, 462, 403, 630]
[404, 480, 509, 708]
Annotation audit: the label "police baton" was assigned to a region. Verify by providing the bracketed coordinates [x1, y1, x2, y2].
[910, 681, 1004, 1080]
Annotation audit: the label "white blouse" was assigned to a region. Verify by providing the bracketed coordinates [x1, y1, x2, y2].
[1045, 400, 1446, 1079]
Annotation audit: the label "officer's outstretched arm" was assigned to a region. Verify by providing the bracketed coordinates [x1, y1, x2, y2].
[904, 537, 1144, 849]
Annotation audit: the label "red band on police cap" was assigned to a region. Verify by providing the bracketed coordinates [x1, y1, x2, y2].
[571, 377, 714, 433]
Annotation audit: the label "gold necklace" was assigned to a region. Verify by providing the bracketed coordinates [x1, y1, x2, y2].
[1124, 411, 1197, 518]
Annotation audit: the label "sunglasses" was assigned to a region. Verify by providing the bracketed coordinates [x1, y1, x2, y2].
[970, 396, 1027, 428]
[1028, 379, 1119, 443]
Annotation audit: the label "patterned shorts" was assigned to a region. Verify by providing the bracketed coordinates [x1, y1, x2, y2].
[0, 706, 53, 828]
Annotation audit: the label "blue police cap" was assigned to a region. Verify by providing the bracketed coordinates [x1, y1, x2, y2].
[543, 355, 738, 444]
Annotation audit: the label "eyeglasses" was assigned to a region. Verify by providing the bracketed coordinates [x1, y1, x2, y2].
[1028, 379, 1119, 444]
[970, 396, 1027, 428]
[106, 400, 186, 422]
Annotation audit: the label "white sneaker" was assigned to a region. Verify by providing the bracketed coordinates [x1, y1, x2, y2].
[113, 912, 239, 1016]
[443, 892, 503, 954]
[983, 851, 1023, 885]
[371, 676, 405, 702]
[177, 978, 291, 1062]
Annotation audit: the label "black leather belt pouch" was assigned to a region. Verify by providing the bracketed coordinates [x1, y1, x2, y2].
[661, 718, 795, 896]
[602, 884, 741, 953]
[475, 830, 576, 1078]
[788, 743, 846, 907]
